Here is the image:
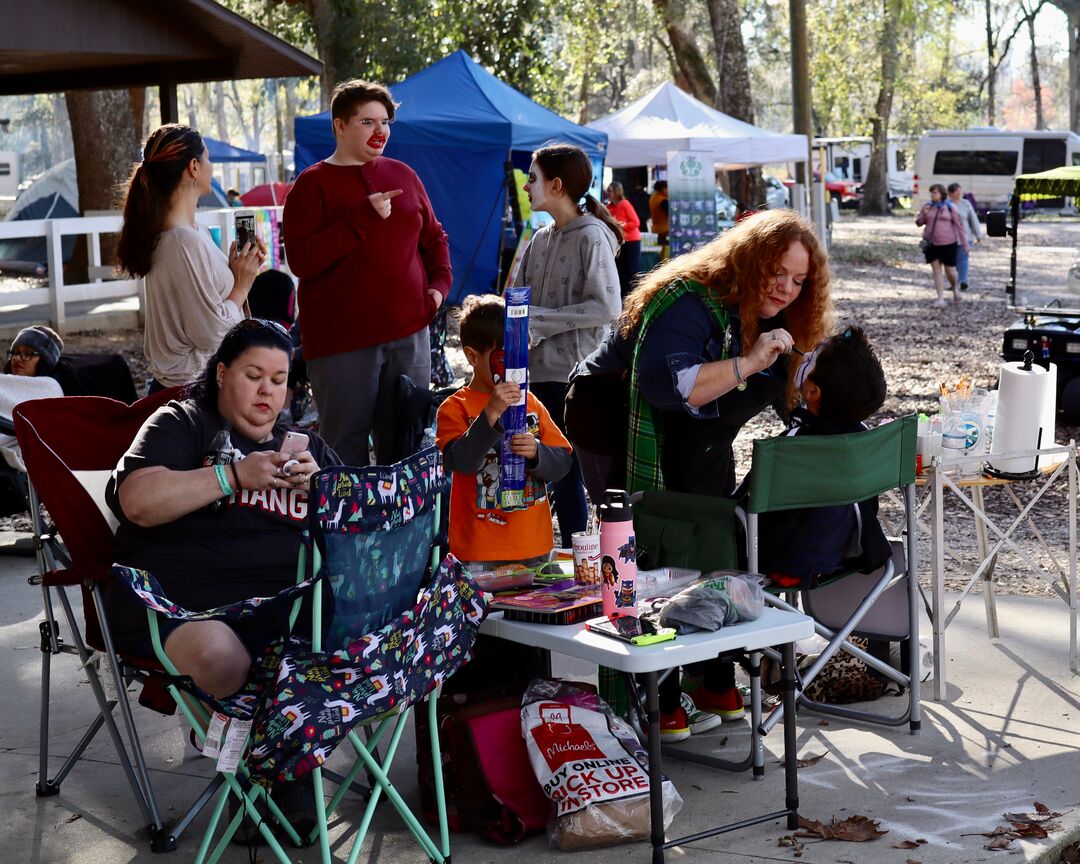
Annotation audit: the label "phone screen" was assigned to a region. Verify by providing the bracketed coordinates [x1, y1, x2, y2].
[235, 212, 255, 248]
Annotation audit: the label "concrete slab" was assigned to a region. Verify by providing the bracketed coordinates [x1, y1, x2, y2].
[2, 547, 1078, 863]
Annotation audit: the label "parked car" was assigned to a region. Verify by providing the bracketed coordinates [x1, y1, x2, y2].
[763, 175, 789, 209]
[782, 171, 862, 207]
[715, 188, 737, 229]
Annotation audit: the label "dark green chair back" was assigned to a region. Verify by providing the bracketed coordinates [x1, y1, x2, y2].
[747, 414, 917, 514]
[633, 490, 741, 573]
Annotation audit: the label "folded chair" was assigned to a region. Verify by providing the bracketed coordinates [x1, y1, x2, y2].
[746, 414, 921, 736]
[111, 446, 486, 864]
[13, 390, 187, 852]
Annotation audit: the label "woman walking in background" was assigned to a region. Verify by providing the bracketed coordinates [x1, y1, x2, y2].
[606, 181, 642, 296]
[915, 183, 968, 307]
[117, 124, 265, 392]
[516, 143, 622, 545]
[947, 182, 981, 292]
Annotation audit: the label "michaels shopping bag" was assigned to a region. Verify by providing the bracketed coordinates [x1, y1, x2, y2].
[521, 679, 682, 849]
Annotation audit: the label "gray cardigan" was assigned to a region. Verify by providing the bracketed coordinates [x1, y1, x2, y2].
[515, 213, 621, 384]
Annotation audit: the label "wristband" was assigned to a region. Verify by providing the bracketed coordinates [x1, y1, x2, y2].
[229, 461, 243, 492]
[733, 355, 748, 392]
[214, 463, 234, 498]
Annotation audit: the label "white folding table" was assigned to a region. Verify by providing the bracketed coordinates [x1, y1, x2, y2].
[480, 606, 814, 864]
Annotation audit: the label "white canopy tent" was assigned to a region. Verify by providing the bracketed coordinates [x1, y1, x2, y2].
[587, 82, 809, 169]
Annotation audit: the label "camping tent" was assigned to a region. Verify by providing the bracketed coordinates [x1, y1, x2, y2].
[587, 82, 807, 168]
[0, 159, 79, 266]
[205, 137, 266, 163]
[293, 49, 607, 303]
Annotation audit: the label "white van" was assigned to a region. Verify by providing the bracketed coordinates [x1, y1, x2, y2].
[814, 136, 915, 202]
[913, 129, 1080, 211]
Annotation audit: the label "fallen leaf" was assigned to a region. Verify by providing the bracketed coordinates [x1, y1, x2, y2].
[64, 813, 82, 824]
[1003, 809, 1062, 823]
[906, 860, 922, 864]
[797, 814, 888, 842]
[818, 719, 830, 726]
[1009, 821, 1050, 839]
[892, 840, 925, 849]
[985, 835, 1012, 850]
[776, 751, 829, 768]
[1034, 801, 1049, 813]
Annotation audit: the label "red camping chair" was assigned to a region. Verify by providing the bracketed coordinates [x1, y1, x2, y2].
[13, 389, 196, 853]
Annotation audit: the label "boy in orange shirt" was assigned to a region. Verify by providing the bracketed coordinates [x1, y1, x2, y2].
[436, 294, 572, 567]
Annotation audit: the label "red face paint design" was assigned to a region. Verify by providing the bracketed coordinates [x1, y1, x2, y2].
[489, 349, 505, 384]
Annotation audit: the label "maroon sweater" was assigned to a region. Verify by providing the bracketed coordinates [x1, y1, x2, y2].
[283, 158, 452, 360]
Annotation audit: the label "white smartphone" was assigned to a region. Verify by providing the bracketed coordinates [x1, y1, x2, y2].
[234, 211, 256, 249]
[280, 431, 309, 456]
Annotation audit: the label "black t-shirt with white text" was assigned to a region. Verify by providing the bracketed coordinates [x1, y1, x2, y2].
[104, 399, 337, 645]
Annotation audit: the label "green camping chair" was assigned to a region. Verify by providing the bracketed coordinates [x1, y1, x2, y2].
[746, 414, 921, 736]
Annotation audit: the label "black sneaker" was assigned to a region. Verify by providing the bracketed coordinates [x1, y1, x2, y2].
[960, 282, 969, 291]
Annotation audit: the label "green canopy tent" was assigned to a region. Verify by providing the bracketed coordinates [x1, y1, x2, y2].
[1014, 165, 1080, 200]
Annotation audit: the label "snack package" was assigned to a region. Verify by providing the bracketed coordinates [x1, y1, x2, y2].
[521, 679, 682, 849]
[499, 286, 531, 510]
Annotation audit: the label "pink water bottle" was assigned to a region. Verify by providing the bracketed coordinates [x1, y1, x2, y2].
[598, 490, 638, 618]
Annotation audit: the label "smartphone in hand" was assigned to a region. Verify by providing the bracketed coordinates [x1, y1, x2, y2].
[280, 431, 309, 456]
[234, 211, 256, 249]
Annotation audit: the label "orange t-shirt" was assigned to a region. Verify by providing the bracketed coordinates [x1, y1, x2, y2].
[436, 387, 570, 563]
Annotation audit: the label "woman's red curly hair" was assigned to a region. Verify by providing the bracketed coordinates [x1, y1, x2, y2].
[621, 209, 833, 407]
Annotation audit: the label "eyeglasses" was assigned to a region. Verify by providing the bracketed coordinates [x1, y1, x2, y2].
[7, 349, 39, 361]
[356, 118, 392, 130]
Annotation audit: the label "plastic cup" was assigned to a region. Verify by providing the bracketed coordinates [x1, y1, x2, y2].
[571, 531, 601, 586]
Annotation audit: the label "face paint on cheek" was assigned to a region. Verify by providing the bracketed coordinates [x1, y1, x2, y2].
[526, 164, 547, 211]
[489, 349, 505, 384]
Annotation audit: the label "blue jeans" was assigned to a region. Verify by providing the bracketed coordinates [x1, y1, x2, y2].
[955, 244, 970, 286]
[531, 380, 589, 547]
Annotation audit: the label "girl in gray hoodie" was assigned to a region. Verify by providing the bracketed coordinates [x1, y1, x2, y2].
[516, 143, 623, 543]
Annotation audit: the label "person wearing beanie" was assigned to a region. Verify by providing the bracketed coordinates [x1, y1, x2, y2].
[5, 325, 64, 377]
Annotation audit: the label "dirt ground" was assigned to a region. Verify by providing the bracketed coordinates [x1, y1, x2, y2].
[52, 211, 1080, 600]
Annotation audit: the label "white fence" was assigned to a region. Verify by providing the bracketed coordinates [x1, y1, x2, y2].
[0, 206, 284, 332]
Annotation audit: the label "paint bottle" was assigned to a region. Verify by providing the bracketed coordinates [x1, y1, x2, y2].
[598, 490, 638, 619]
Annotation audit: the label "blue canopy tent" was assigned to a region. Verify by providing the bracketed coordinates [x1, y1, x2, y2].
[293, 50, 607, 302]
[204, 137, 266, 163]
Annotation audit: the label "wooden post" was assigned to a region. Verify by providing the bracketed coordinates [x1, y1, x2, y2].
[45, 220, 65, 332]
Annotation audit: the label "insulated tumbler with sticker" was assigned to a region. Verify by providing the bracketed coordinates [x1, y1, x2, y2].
[598, 489, 638, 618]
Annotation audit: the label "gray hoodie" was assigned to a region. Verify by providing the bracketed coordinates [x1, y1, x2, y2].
[515, 213, 621, 384]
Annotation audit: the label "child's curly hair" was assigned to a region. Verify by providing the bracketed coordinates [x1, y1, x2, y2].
[622, 210, 833, 408]
[808, 325, 886, 425]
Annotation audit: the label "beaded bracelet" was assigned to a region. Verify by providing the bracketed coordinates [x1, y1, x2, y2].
[213, 463, 234, 498]
[733, 355, 748, 392]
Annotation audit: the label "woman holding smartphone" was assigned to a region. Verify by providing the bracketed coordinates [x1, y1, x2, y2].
[117, 124, 267, 392]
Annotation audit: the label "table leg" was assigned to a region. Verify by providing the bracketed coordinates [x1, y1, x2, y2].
[644, 670, 665, 864]
[782, 642, 799, 830]
[748, 651, 765, 779]
[932, 466, 947, 701]
[972, 485, 1000, 639]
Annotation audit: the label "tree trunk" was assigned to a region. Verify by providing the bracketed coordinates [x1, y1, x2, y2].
[860, 0, 902, 216]
[577, 61, 591, 125]
[985, 0, 996, 125]
[1064, 3, 1080, 132]
[1027, 11, 1043, 128]
[64, 89, 139, 281]
[214, 81, 228, 142]
[706, 0, 763, 209]
[303, 0, 363, 107]
[652, 0, 717, 106]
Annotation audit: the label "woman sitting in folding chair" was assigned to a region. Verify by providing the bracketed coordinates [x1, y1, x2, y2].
[103, 318, 338, 838]
[621, 210, 832, 740]
[105, 318, 336, 690]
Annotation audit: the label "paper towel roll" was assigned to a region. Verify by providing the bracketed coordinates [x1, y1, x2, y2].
[1039, 363, 1065, 467]
[988, 360, 1052, 474]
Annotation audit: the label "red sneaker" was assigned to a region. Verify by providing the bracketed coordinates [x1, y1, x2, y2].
[654, 706, 691, 742]
[692, 686, 745, 721]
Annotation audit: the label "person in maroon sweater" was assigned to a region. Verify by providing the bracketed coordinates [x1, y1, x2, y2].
[283, 79, 452, 466]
